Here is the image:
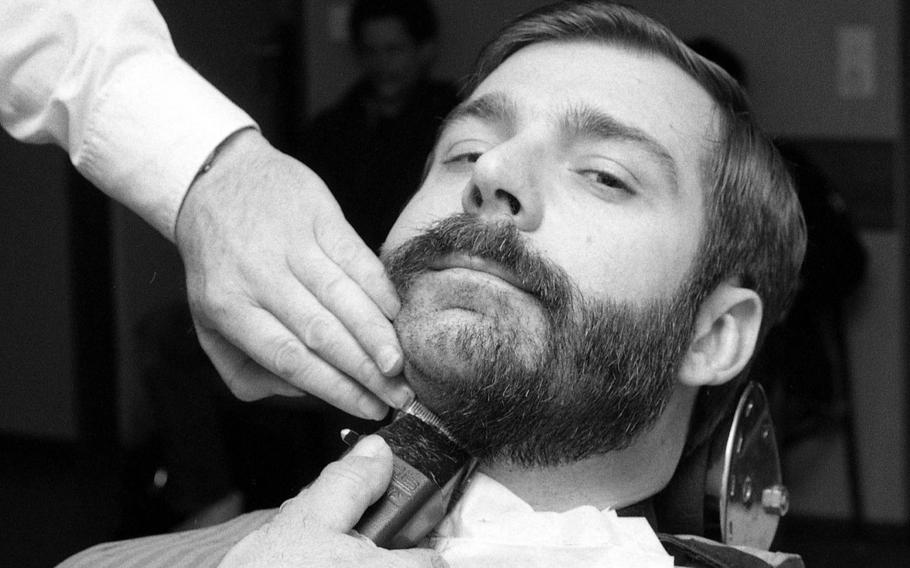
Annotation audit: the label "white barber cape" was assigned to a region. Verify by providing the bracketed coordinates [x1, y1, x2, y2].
[429, 472, 674, 568]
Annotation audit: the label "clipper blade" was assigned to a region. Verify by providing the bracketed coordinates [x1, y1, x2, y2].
[400, 400, 459, 446]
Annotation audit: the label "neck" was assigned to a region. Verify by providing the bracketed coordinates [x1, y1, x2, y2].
[476, 384, 699, 512]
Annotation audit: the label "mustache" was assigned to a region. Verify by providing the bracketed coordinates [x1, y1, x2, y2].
[382, 214, 575, 315]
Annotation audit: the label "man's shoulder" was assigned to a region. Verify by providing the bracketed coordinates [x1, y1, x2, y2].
[658, 534, 805, 568]
[56, 510, 276, 568]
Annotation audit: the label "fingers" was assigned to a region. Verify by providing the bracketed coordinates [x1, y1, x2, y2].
[195, 310, 389, 419]
[264, 279, 413, 408]
[292, 226, 406, 380]
[276, 265, 412, 407]
[315, 217, 402, 322]
[188, 267, 400, 416]
[221, 434, 450, 568]
[195, 325, 304, 400]
[175, 133, 411, 415]
[283, 435, 393, 532]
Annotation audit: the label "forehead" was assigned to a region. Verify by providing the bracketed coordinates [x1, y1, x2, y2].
[464, 41, 718, 192]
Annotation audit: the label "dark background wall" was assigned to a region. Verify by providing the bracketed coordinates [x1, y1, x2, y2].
[0, 140, 75, 439]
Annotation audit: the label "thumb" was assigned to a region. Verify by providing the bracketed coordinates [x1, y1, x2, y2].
[281, 434, 393, 532]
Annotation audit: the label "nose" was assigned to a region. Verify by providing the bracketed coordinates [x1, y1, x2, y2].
[460, 145, 543, 231]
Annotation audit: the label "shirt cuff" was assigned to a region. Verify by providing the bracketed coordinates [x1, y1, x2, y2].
[74, 51, 256, 240]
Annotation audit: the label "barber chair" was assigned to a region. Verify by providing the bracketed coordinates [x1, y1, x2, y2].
[655, 381, 789, 550]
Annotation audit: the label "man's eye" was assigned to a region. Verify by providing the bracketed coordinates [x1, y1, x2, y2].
[579, 170, 634, 195]
[443, 151, 483, 165]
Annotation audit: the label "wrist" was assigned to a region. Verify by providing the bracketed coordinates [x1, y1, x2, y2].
[198, 126, 261, 174]
[175, 127, 263, 248]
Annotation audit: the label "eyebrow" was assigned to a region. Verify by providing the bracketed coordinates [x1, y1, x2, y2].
[440, 92, 518, 133]
[561, 103, 679, 192]
[440, 92, 680, 193]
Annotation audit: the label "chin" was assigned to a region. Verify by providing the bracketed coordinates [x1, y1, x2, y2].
[395, 313, 475, 401]
[394, 309, 515, 414]
[400, 360, 454, 414]
[393, 270, 551, 414]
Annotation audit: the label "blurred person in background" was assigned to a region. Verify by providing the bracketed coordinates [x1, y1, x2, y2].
[297, 0, 460, 252]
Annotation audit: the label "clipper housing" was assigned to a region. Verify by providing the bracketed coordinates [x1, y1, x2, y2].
[346, 401, 472, 549]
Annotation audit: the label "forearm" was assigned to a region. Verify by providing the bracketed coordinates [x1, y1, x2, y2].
[0, 0, 255, 239]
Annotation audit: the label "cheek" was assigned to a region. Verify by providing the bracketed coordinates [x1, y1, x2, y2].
[605, 230, 699, 299]
[384, 178, 465, 250]
[536, 211, 699, 302]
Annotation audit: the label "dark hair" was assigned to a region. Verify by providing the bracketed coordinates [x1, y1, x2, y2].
[687, 36, 748, 88]
[349, 0, 439, 49]
[464, 1, 806, 451]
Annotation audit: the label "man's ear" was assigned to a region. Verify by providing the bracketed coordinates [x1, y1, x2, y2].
[678, 282, 763, 387]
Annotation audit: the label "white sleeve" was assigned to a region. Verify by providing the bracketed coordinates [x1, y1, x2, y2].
[0, 0, 257, 239]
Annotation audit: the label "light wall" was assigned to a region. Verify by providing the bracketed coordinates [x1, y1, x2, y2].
[628, 0, 900, 139]
[309, 1, 899, 138]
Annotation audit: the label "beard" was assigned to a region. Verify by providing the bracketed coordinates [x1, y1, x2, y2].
[383, 214, 702, 467]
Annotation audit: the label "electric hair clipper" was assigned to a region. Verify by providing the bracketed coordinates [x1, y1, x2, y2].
[343, 400, 474, 549]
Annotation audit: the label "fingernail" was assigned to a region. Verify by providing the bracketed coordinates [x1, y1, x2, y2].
[391, 385, 415, 410]
[380, 287, 401, 319]
[348, 434, 386, 458]
[377, 346, 403, 376]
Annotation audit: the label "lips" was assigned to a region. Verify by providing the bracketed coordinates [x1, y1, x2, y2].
[428, 253, 532, 294]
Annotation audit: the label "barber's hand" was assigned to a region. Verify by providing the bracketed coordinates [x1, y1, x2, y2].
[220, 435, 447, 568]
[175, 128, 413, 418]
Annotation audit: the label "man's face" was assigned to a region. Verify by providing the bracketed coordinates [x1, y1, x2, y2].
[382, 42, 718, 464]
